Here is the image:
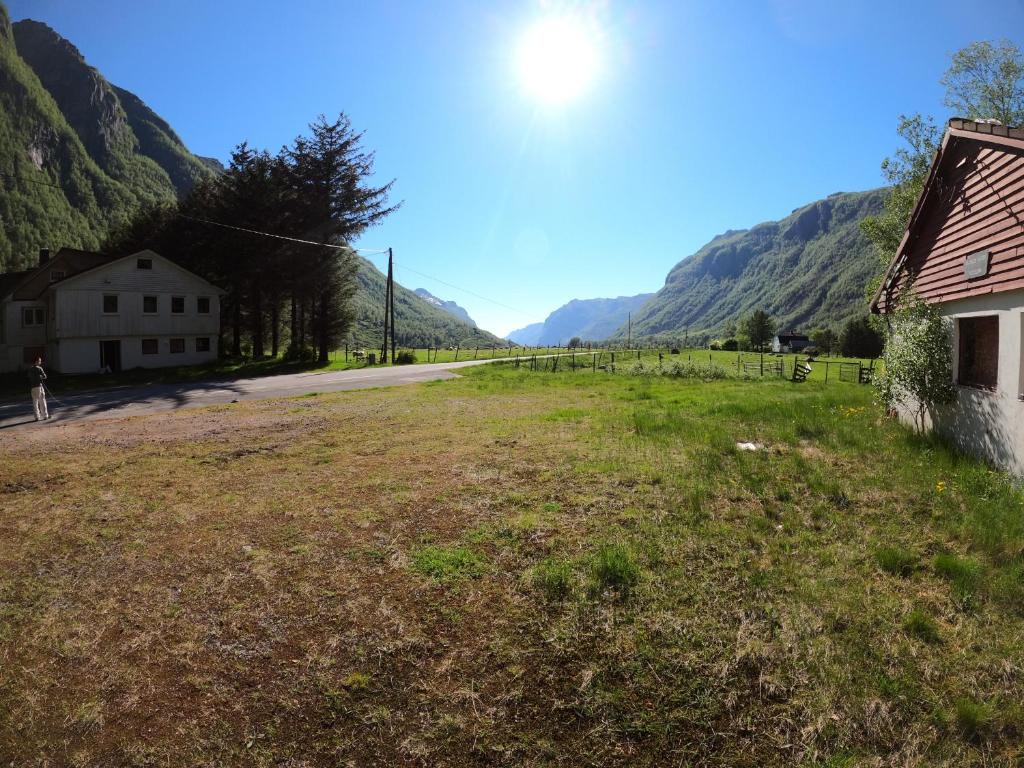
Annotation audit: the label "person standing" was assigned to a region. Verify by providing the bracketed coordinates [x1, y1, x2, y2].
[28, 356, 49, 421]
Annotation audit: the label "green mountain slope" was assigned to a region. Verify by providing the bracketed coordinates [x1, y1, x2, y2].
[619, 188, 887, 340]
[0, 4, 214, 272]
[349, 256, 505, 348]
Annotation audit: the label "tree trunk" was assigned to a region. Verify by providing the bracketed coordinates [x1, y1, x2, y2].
[271, 297, 280, 358]
[231, 282, 242, 357]
[317, 290, 329, 364]
[252, 283, 264, 358]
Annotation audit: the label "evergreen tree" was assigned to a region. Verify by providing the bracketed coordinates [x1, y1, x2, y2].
[840, 317, 884, 358]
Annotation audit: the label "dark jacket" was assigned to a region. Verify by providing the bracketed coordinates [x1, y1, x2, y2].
[27, 365, 46, 387]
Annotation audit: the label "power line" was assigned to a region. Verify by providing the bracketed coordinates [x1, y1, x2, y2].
[176, 214, 390, 254]
[183, 213, 536, 318]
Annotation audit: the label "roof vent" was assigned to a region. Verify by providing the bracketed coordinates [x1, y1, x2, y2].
[38, 248, 50, 266]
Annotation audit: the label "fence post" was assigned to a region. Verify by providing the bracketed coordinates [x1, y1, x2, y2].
[593, 353, 597, 372]
[455, 346, 460, 361]
[825, 361, 829, 382]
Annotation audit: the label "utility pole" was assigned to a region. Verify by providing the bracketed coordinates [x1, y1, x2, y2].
[388, 247, 396, 363]
[382, 250, 392, 363]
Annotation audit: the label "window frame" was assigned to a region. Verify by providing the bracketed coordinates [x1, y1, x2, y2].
[956, 314, 1000, 392]
[195, 337, 211, 353]
[102, 294, 119, 315]
[49, 270, 65, 283]
[136, 258, 153, 270]
[21, 307, 45, 327]
[197, 296, 211, 314]
[171, 296, 186, 315]
[142, 295, 159, 314]
[141, 338, 159, 355]
[169, 338, 185, 354]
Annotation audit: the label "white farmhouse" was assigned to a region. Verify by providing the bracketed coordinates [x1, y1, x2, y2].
[0, 248, 223, 374]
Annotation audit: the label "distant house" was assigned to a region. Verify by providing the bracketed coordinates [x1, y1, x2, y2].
[871, 118, 1024, 476]
[0, 248, 223, 374]
[772, 333, 810, 353]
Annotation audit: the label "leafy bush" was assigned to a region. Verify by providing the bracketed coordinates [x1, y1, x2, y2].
[624, 360, 730, 380]
[395, 350, 417, 365]
[722, 338, 739, 351]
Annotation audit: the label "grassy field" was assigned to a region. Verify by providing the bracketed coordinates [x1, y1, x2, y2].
[1, 363, 1021, 766]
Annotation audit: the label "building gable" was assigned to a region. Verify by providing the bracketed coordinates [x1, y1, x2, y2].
[872, 119, 1024, 314]
[51, 250, 224, 296]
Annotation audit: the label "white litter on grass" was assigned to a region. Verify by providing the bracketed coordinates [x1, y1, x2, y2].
[736, 442, 764, 451]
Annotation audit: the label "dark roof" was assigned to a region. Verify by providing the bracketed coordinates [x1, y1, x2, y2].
[0, 269, 32, 300]
[776, 333, 809, 342]
[12, 248, 118, 300]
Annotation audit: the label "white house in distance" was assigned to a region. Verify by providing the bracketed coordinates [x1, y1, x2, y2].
[772, 333, 811, 353]
[0, 248, 223, 374]
[871, 118, 1024, 476]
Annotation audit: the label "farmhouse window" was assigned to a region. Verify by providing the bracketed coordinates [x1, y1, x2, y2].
[169, 338, 185, 354]
[171, 296, 185, 314]
[197, 297, 210, 314]
[195, 337, 210, 352]
[103, 295, 118, 314]
[143, 295, 158, 313]
[141, 339, 158, 355]
[137, 258, 153, 270]
[957, 316, 999, 390]
[49, 270, 65, 283]
[21, 307, 45, 326]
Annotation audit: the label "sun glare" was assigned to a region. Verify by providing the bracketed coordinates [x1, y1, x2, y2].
[516, 15, 600, 105]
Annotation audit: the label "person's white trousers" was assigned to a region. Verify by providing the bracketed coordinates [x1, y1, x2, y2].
[31, 386, 48, 420]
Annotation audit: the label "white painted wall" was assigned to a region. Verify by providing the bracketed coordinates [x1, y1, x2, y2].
[0, 299, 49, 373]
[46, 252, 222, 374]
[895, 289, 1024, 476]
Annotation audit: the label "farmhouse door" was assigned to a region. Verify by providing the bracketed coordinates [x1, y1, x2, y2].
[100, 340, 122, 373]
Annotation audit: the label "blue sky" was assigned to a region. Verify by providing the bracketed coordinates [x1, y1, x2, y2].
[9, 1, 1024, 335]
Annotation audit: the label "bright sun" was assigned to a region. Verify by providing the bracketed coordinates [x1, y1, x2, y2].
[516, 15, 599, 105]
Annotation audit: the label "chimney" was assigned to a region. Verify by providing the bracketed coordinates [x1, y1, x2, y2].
[38, 248, 50, 266]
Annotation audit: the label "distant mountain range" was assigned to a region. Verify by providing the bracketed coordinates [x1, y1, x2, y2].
[508, 293, 653, 345]
[0, 5, 218, 272]
[619, 188, 886, 340]
[413, 288, 476, 327]
[513, 188, 886, 344]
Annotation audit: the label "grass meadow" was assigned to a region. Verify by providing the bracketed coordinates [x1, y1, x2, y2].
[0, 362, 1021, 766]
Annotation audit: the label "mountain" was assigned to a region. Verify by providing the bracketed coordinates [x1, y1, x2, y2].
[507, 322, 544, 346]
[538, 294, 654, 344]
[413, 288, 476, 327]
[350, 257, 505, 349]
[0, 5, 215, 272]
[508, 293, 653, 345]
[618, 188, 887, 341]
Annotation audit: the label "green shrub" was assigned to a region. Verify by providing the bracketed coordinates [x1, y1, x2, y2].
[904, 609, 941, 643]
[875, 546, 917, 577]
[395, 350, 417, 365]
[591, 543, 640, 592]
[410, 545, 485, 581]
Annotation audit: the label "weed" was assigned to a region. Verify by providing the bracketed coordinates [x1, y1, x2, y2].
[904, 609, 941, 643]
[590, 543, 640, 592]
[532, 557, 574, 601]
[410, 546, 486, 581]
[953, 698, 993, 741]
[875, 546, 917, 577]
[933, 553, 981, 603]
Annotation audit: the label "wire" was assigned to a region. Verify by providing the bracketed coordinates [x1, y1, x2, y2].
[183, 214, 536, 318]
[176, 214, 390, 254]
[0, 170, 64, 189]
